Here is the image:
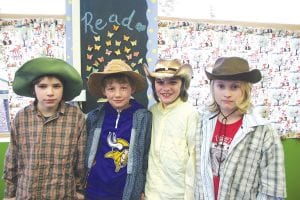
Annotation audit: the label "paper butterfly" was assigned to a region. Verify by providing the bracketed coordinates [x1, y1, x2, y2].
[115, 40, 121, 46]
[123, 35, 130, 41]
[87, 54, 93, 60]
[105, 49, 112, 56]
[126, 54, 132, 60]
[124, 46, 131, 54]
[87, 45, 93, 51]
[138, 58, 143, 64]
[94, 44, 101, 51]
[93, 60, 100, 67]
[97, 56, 104, 63]
[94, 35, 100, 41]
[115, 49, 121, 56]
[86, 65, 92, 72]
[106, 40, 112, 46]
[107, 31, 114, 38]
[130, 40, 137, 46]
[133, 51, 139, 57]
[112, 25, 120, 31]
[131, 62, 136, 68]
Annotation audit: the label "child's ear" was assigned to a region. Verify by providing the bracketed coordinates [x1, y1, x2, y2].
[131, 85, 136, 94]
[101, 87, 106, 97]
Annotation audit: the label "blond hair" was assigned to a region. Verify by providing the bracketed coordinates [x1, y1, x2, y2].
[208, 80, 253, 114]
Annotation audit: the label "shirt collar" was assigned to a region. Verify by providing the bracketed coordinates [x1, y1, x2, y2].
[29, 101, 66, 116]
[157, 98, 183, 112]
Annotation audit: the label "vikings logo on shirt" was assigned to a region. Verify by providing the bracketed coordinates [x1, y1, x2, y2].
[105, 132, 129, 172]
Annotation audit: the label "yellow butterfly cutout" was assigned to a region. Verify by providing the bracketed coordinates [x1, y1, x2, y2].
[131, 62, 136, 68]
[107, 31, 114, 38]
[93, 60, 100, 67]
[94, 35, 100, 41]
[130, 40, 137, 46]
[113, 25, 120, 31]
[106, 40, 112, 46]
[115, 40, 121, 46]
[124, 46, 131, 54]
[87, 45, 93, 51]
[86, 65, 92, 72]
[123, 35, 130, 41]
[133, 69, 140, 73]
[138, 58, 143, 64]
[94, 44, 101, 51]
[115, 49, 121, 56]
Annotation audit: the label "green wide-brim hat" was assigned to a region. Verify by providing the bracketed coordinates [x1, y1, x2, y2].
[13, 57, 83, 101]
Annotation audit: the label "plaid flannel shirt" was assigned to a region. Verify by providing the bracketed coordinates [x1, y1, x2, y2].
[195, 111, 286, 200]
[3, 102, 86, 199]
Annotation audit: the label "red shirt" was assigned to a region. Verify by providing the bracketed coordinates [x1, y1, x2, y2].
[211, 117, 243, 200]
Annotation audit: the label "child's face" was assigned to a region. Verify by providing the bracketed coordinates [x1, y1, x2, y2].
[103, 79, 135, 111]
[154, 77, 182, 107]
[34, 76, 63, 115]
[213, 80, 243, 115]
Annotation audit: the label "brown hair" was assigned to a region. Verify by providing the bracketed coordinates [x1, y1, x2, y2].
[100, 73, 135, 94]
[150, 77, 189, 102]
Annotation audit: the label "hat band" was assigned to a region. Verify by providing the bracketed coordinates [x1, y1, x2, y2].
[155, 67, 177, 72]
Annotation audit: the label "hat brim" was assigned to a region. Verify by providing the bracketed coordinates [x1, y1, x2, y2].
[13, 57, 83, 101]
[144, 64, 193, 79]
[88, 71, 147, 98]
[205, 69, 262, 83]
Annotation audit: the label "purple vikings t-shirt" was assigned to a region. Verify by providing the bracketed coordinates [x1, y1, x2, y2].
[86, 100, 142, 200]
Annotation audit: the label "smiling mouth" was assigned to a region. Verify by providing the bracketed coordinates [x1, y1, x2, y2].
[161, 93, 172, 97]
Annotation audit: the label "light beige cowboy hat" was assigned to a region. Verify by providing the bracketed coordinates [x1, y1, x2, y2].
[144, 58, 193, 89]
[205, 56, 262, 83]
[88, 59, 147, 98]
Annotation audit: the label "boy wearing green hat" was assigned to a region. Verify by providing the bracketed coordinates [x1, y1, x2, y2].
[3, 57, 86, 199]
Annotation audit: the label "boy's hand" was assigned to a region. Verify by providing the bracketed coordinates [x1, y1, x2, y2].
[140, 193, 145, 200]
[76, 192, 85, 200]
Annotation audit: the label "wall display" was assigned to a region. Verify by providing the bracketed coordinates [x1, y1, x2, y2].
[158, 20, 300, 135]
[0, 18, 66, 130]
[79, 0, 157, 113]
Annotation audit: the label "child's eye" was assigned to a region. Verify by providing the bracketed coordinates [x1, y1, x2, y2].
[231, 83, 240, 90]
[216, 84, 225, 89]
[155, 79, 164, 85]
[53, 84, 63, 89]
[37, 84, 47, 89]
[169, 80, 179, 85]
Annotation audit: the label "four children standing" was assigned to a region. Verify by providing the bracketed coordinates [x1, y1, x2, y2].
[3, 57, 286, 200]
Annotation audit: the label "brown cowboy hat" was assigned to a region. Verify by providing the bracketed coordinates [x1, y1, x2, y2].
[205, 57, 262, 83]
[144, 59, 193, 88]
[87, 59, 147, 98]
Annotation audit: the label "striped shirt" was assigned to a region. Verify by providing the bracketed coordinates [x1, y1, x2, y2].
[4, 102, 86, 199]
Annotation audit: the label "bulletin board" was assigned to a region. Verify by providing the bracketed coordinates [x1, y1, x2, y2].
[158, 17, 300, 136]
[79, 0, 157, 113]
